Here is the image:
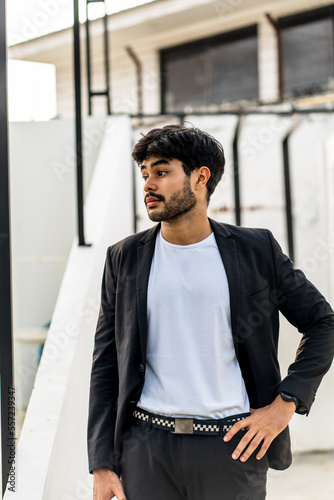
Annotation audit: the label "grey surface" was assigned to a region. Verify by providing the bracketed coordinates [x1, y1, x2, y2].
[267, 452, 334, 500]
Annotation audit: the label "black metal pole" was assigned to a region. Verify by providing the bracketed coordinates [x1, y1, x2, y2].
[85, 1, 92, 115]
[73, 0, 87, 246]
[0, 0, 14, 494]
[282, 136, 294, 261]
[282, 116, 303, 262]
[125, 108, 334, 119]
[86, 0, 111, 116]
[103, 4, 111, 115]
[233, 117, 242, 226]
[132, 160, 138, 234]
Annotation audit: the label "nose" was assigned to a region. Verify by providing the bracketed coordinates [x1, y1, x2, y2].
[143, 175, 157, 192]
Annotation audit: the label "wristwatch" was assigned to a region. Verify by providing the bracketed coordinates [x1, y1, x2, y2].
[279, 391, 300, 411]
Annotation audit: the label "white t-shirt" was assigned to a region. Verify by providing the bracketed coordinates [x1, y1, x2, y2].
[137, 230, 250, 419]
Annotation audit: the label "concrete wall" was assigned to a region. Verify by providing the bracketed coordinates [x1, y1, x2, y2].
[4, 115, 133, 499]
[9, 116, 108, 421]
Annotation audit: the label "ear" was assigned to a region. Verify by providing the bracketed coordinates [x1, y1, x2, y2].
[194, 166, 211, 190]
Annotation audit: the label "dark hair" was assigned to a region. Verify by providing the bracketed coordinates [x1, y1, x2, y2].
[132, 124, 225, 202]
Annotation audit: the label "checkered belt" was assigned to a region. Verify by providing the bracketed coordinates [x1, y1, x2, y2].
[133, 408, 249, 435]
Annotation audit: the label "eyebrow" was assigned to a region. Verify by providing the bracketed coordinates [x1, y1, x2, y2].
[140, 159, 170, 171]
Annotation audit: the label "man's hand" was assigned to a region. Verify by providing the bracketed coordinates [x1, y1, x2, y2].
[223, 395, 296, 462]
[93, 468, 127, 500]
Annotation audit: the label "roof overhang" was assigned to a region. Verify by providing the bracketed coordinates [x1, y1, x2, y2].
[9, 0, 334, 61]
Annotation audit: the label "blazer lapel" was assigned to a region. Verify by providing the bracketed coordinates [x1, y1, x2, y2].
[209, 219, 241, 359]
[136, 224, 161, 363]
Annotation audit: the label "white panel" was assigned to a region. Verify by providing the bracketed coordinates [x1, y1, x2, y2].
[10, 117, 106, 425]
[325, 128, 334, 305]
[289, 115, 334, 293]
[239, 114, 293, 251]
[278, 114, 334, 452]
[4, 116, 133, 500]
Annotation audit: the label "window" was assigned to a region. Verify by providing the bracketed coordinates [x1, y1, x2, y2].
[8, 60, 57, 122]
[160, 26, 258, 113]
[279, 6, 334, 97]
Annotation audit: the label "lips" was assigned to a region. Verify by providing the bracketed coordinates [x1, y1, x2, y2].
[146, 196, 161, 208]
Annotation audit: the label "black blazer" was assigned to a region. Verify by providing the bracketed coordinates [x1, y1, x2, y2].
[88, 219, 334, 474]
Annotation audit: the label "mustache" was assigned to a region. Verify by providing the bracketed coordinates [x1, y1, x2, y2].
[145, 192, 165, 203]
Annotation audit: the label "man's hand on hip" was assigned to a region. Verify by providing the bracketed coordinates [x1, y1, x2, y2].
[93, 468, 127, 500]
[223, 395, 296, 462]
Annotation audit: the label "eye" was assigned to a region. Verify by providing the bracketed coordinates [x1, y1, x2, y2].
[158, 171, 167, 177]
[142, 174, 149, 182]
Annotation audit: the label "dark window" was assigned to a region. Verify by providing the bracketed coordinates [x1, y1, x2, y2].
[160, 27, 258, 113]
[279, 6, 334, 97]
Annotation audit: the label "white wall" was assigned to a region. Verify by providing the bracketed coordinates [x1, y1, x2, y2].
[9, 117, 107, 419]
[282, 115, 334, 452]
[4, 115, 133, 499]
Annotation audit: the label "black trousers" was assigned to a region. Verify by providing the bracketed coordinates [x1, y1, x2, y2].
[121, 420, 269, 500]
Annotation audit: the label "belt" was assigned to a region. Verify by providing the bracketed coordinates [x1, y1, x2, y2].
[133, 408, 250, 435]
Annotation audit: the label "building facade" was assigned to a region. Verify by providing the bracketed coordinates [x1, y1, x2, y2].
[9, 0, 334, 118]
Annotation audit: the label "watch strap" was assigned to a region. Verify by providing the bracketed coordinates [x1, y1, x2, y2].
[279, 391, 300, 411]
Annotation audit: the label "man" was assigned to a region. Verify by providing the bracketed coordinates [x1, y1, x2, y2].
[88, 125, 334, 500]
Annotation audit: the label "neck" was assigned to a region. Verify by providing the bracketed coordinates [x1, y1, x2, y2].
[160, 208, 212, 245]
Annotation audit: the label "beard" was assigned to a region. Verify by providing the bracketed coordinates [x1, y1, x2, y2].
[145, 177, 197, 222]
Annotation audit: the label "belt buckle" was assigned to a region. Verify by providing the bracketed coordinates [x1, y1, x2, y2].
[173, 418, 193, 434]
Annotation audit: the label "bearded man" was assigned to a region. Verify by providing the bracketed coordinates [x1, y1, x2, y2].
[88, 125, 334, 500]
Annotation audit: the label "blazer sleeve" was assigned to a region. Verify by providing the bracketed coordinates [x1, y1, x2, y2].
[87, 247, 119, 473]
[268, 231, 334, 414]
